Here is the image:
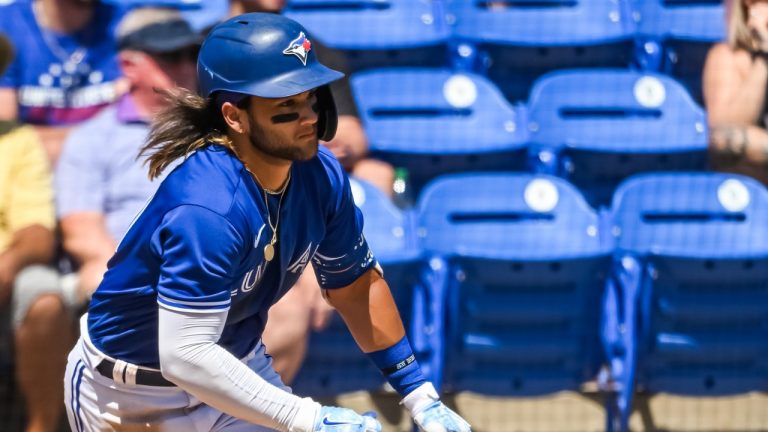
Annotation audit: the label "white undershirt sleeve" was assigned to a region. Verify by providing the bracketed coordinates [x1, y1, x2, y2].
[157, 305, 319, 432]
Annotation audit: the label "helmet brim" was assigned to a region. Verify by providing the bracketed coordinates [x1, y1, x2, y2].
[208, 61, 344, 99]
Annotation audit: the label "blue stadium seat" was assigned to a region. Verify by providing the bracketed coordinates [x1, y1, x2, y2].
[352, 68, 528, 199]
[610, 172, 768, 430]
[417, 173, 614, 413]
[445, 0, 636, 102]
[292, 178, 436, 396]
[180, 0, 229, 32]
[527, 68, 708, 208]
[101, 0, 203, 8]
[284, 0, 450, 71]
[634, 0, 726, 104]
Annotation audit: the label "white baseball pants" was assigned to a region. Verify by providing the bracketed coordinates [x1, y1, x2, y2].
[64, 314, 290, 431]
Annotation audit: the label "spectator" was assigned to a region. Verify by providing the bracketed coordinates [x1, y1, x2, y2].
[5, 8, 200, 432]
[55, 7, 200, 304]
[0, 33, 62, 432]
[0, 0, 126, 165]
[704, 0, 768, 183]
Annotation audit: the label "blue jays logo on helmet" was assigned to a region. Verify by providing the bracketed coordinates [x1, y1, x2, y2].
[282, 32, 312, 66]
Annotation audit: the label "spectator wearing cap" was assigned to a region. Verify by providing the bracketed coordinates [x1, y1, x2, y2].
[0, 33, 61, 432]
[0, 0, 127, 166]
[56, 7, 201, 314]
[2, 9, 201, 432]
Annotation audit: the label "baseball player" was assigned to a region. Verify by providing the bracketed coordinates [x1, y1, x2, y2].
[63, 13, 471, 432]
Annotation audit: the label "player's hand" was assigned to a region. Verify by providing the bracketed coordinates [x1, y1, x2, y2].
[403, 383, 471, 432]
[412, 402, 471, 432]
[313, 406, 382, 432]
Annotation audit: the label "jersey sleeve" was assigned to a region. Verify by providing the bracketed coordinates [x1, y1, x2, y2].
[312, 152, 377, 289]
[152, 205, 244, 313]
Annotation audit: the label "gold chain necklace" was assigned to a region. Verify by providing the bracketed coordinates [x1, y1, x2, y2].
[260, 170, 290, 262]
[230, 144, 290, 262]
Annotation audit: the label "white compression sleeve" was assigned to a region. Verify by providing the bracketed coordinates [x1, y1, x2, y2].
[157, 305, 320, 432]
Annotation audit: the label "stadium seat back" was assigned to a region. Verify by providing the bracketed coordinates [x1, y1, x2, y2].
[611, 173, 768, 395]
[353, 68, 528, 197]
[446, 0, 635, 102]
[284, 0, 450, 71]
[528, 69, 708, 207]
[417, 173, 612, 395]
[634, 0, 726, 104]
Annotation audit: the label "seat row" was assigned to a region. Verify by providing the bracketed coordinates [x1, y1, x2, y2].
[293, 171, 768, 432]
[351, 66, 708, 208]
[283, 0, 724, 103]
[127, 0, 724, 103]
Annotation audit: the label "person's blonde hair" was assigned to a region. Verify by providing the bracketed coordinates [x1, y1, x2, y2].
[728, 0, 758, 51]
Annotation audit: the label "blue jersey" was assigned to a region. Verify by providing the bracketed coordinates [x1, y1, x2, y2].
[87, 145, 377, 367]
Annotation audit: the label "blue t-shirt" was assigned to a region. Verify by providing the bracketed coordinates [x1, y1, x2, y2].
[87, 145, 377, 367]
[0, 1, 124, 125]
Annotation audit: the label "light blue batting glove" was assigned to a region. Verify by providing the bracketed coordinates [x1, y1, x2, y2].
[313, 406, 382, 432]
[403, 383, 471, 432]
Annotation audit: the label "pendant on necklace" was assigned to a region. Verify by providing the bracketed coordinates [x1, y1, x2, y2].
[264, 243, 275, 262]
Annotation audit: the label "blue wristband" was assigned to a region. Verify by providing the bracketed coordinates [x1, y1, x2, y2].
[367, 336, 427, 396]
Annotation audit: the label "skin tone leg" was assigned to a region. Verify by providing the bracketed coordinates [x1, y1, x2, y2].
[15, 294, 75, 432]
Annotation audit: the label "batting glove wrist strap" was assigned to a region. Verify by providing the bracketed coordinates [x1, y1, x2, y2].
[288, 397, 321, 432]
[402, 383, 472, 432]
[401, 382, 440, 415]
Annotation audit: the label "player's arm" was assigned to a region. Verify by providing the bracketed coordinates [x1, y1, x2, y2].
[324, 268, 404, 351]
[154, 206, 379, 432]
[314, 150, 469, 431]
[324, 269, 471, 432]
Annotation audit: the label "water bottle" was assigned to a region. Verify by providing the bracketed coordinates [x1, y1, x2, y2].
[392, 167, 413, 209]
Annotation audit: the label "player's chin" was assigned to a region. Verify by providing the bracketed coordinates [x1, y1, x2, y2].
[292, 140, 319, 161]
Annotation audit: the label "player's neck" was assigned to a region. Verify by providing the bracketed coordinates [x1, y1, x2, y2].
[236, 142, 292, 192]
[35, 0, 94, 34]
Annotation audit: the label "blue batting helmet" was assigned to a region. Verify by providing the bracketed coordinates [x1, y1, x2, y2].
[198, 13, 344, 141]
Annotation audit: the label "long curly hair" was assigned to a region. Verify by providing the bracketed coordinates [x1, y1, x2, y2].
[140, 88, 237, 179]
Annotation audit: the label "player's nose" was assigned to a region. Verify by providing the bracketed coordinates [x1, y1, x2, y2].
[300, 98, 319, 125]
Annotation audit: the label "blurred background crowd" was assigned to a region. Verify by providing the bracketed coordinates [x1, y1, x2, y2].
[2, 0, 768, 431]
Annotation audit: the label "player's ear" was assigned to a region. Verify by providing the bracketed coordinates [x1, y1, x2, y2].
[221, 101, 248, 135]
